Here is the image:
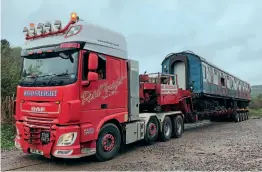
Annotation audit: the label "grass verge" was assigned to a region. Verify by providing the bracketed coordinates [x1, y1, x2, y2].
[249, 109, 262, 118]
[1, 123, 16, 150]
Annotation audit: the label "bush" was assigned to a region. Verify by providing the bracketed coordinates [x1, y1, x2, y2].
[249, 109, 262, 117]
[249, 94, 262, 110]
[1, 124, 16, 149]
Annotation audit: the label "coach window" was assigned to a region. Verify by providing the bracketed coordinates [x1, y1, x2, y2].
[230, 78, 234, 88]
[221, 73, 225, 87]
[221, 78, 225, 86]
[214, 69, 217, 75]
[97, 54, 106, 80]
[203, 66, 207, 79]
[227, 75, 230, 87]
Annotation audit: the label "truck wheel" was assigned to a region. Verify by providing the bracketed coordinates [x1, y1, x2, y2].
[96, 123, 121, 162]
[173, 115, 183, 138]
[160, 116, 172, 142]
[145, 116, 159, 144]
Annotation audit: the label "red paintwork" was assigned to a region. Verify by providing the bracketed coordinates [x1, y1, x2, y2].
[103, 134, 115, 151]
[139, 73, 192, 114]
[88, 53, 98, 70]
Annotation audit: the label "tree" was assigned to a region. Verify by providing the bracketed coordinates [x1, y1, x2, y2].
[1, 39, 22, 97]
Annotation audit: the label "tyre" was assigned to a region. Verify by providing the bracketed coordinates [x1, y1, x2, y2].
[160, 116, 172, 142]
[173, 115, 184, 138]
[239, 113, 243, 122]
[234, 113, 240, 122]
[145, 116, 159, 144]
[96, 123, 121, 162]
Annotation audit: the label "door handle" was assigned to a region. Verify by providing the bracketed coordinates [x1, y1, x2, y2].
[101, 104, 107, 109]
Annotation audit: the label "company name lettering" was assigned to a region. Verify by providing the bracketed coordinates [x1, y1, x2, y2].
[24, 90, 57, 97]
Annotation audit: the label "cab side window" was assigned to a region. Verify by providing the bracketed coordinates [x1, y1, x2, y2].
[82, 52, 89, 80]
[97, 54, 106, 80]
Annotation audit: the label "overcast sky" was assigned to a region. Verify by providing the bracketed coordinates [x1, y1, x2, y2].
[1, 0, 262, 85]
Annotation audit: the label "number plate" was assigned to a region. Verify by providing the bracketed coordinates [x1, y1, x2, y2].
[30, 148, 43, 155]
[40, 131, 50, 143]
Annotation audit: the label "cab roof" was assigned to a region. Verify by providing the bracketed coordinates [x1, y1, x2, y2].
[23, 21, 128, 59]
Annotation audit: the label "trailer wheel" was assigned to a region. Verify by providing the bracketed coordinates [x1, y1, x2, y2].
[160, 116, 172, 141]
[173, 115, 184, 138]
[238, 113, 242, 122]
[145, 116, 159, 144]
[240, 113, 243, 122]
[244, 113, 247, 120]
[96, 123, 121, 162]
[234, 113, 239, 122]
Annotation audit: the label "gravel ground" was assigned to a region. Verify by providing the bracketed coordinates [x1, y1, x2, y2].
[1, 118, 262, 171]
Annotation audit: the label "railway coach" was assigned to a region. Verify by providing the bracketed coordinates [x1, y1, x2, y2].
[161, 51, 251, 121]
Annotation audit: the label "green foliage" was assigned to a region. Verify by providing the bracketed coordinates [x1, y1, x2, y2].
[249, 93, 262, 110]
[251, 85, 262, 97]
[1, 124, 16, 149]
[1, 39, 22, 97]
[249, 109, 262, 117]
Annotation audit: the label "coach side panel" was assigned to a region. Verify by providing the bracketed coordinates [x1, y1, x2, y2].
[200, 61, 250, 100]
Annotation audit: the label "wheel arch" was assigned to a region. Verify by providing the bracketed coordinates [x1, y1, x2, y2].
[94, 112, 128, 140]
[104, 119, 123, 134]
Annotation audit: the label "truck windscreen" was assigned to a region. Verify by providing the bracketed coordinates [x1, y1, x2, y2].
[19, 50, 79, 87]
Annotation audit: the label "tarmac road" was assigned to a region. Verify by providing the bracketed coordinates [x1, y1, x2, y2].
[1, 118, 262, 171]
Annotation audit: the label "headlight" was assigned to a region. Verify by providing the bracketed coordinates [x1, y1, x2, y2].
[57, 132, 77, 146]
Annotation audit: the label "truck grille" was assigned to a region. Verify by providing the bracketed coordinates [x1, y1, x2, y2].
[23, 116, 57, 145]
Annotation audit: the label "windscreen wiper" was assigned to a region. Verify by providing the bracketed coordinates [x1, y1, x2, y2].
[56, 72, 74, 77]
[20, 75, 40, 86]
[20, 76, 35, 86]
[20, 74, 54, 86]
[47, 73, 70, 86]
[32, 74, 58, 86]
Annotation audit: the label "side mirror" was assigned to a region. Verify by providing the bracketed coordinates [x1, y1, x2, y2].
[88, 71, 98, 81]
[88, 53, 98, 70]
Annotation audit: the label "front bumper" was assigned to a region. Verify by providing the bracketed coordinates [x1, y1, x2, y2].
[15, 122, 96, 159]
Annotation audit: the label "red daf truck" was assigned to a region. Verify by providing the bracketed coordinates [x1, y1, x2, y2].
[14, 13, 249, 161]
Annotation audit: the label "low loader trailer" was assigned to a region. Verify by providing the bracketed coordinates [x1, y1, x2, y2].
[14, 13, 249, 161]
